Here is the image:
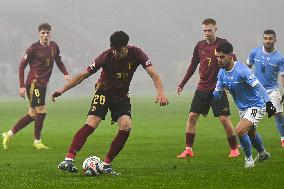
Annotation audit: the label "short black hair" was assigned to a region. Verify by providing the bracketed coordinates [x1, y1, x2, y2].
[202, 18, 216, 25]
[110, 31, 129, 49]
[38, 23, 51, 31]
[216, 42, 233, 54]
[264, 29, 276, 37]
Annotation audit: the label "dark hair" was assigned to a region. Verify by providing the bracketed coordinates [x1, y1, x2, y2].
[110, 31, 129, 48]
[263, 29, 276, 37]
[216, 42, 233, 54]
[202, 18, 216, 25]
[38, 23, 51, 31]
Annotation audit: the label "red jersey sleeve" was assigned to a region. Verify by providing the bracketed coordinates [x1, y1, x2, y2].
[178, 43, 200, 88]
[134, 47, 152, 68]
[19, 46, 33, 88]
[87, 51, 108, 75]
[54, 43, 68, 75]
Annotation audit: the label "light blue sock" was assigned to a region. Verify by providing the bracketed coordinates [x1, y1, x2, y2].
[274, 114, 284, 137]
[249, 133, 264, 153]
[239, 134, 252, 158]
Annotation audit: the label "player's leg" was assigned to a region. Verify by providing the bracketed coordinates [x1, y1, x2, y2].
[101, 97, 131, 173]
[58, 115, 101, 173]
[58, 88, 108, 173]
[32, 85, 49, 149]
[177, 90, 209, 158]
[269, 89, 284, 147]
[104, 115, 131, 165]
[235, 118, 254, 168]
[211, 91, 239, 157]
[274, 113, 284, 147]
[2, 84, 36, 149]
[247, 128, 270, 163]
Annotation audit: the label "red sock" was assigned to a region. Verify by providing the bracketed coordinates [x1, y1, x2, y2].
[186, 133, 195, 148]
[34, 113, 46, 140]
[66, 124, 94, 159]
[104, 130, 130, 164]
[227, 135, 238, 149]
[11, 114, 34, 134]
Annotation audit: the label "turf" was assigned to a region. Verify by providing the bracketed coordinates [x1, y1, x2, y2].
[0, 95, 283, 189]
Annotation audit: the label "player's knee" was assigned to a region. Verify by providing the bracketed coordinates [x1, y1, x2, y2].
[188, 112, 199, 123]
[119, 123, 132, 132]
[219, 116, 229, 124]
[28, 108, 36, 119]
[235, 127, 245, 137]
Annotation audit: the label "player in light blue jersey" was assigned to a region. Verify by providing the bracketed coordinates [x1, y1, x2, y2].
[247, 30, 284, 147]
[213, 42, 276, 168]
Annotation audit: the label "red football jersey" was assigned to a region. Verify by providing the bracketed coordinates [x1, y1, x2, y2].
[179, 37, 231, 92]
[19, 41, 68, 88]
[87, 46, 152, 97]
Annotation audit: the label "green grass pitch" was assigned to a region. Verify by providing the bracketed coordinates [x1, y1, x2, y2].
[0, 95, 283, 189]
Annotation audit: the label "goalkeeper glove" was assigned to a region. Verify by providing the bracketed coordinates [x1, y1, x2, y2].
[266, 101, 276, 118]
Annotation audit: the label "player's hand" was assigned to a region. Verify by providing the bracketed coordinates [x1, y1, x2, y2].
[155, 93, 169, 106]
[19, 87, 26, 99]
[51, 90, 63, 102]
[281, 94, 284, 103]
[64, 75, 70, 81]
[266, 101, 276, 118]
[177, 86, 183, 95]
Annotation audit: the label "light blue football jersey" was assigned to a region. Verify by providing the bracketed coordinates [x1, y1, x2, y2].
[247, 47, 284, 90]
[215, 61, 265, 110]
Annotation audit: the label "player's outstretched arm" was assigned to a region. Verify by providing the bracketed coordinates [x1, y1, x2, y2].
[145, 66, 169, 106]
[51, 70, 91, 102]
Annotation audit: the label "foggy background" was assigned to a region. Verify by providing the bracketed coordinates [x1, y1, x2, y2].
[1, 0, 284, 97]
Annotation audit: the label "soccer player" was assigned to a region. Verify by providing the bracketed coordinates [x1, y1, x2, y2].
[214, 42, 276, 168]
[2, 23, 70, 150]
[177, 18, 239, 158]
[247, 30, 284, 148]
[51, 31, 169, 173]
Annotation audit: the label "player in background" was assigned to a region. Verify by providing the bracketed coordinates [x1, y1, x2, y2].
[2, 23, 70, 150]
[247, 30, 284, 147]
[51, 31, 169, 174]
[177, 18, 239, 158]
[214, 42, 276, 168]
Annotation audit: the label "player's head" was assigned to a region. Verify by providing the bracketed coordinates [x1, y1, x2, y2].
[202, 18, 217, 42]
[263, 29, 276, 52]
[38, 23, 51, 46]
[216, 42, 234, 69]
[110, 31, 129, 59]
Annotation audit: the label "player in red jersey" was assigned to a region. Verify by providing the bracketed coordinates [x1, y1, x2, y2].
[52, 31, 169, 174]
[177, 18, 240, 158]
[2, 23, 70, 150]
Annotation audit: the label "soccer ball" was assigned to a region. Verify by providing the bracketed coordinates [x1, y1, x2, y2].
[82, 156, 103, 176]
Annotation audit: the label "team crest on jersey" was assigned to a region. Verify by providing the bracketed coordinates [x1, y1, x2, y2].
[89, 61, 96, 70]
[145, 60, 151, 66]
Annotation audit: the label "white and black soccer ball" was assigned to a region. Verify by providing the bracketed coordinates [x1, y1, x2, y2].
[82, 156, 103, 176]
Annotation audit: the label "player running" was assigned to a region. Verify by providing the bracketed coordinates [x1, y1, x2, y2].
[247, 29, 284, 147]
[177, 18, 239, 158]
[213, 42, 276, 168]
[51, 31, 169, 174]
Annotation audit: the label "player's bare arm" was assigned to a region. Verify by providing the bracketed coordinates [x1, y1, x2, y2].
[145, 66, 169, 106]
[51, 70, 91, 102]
